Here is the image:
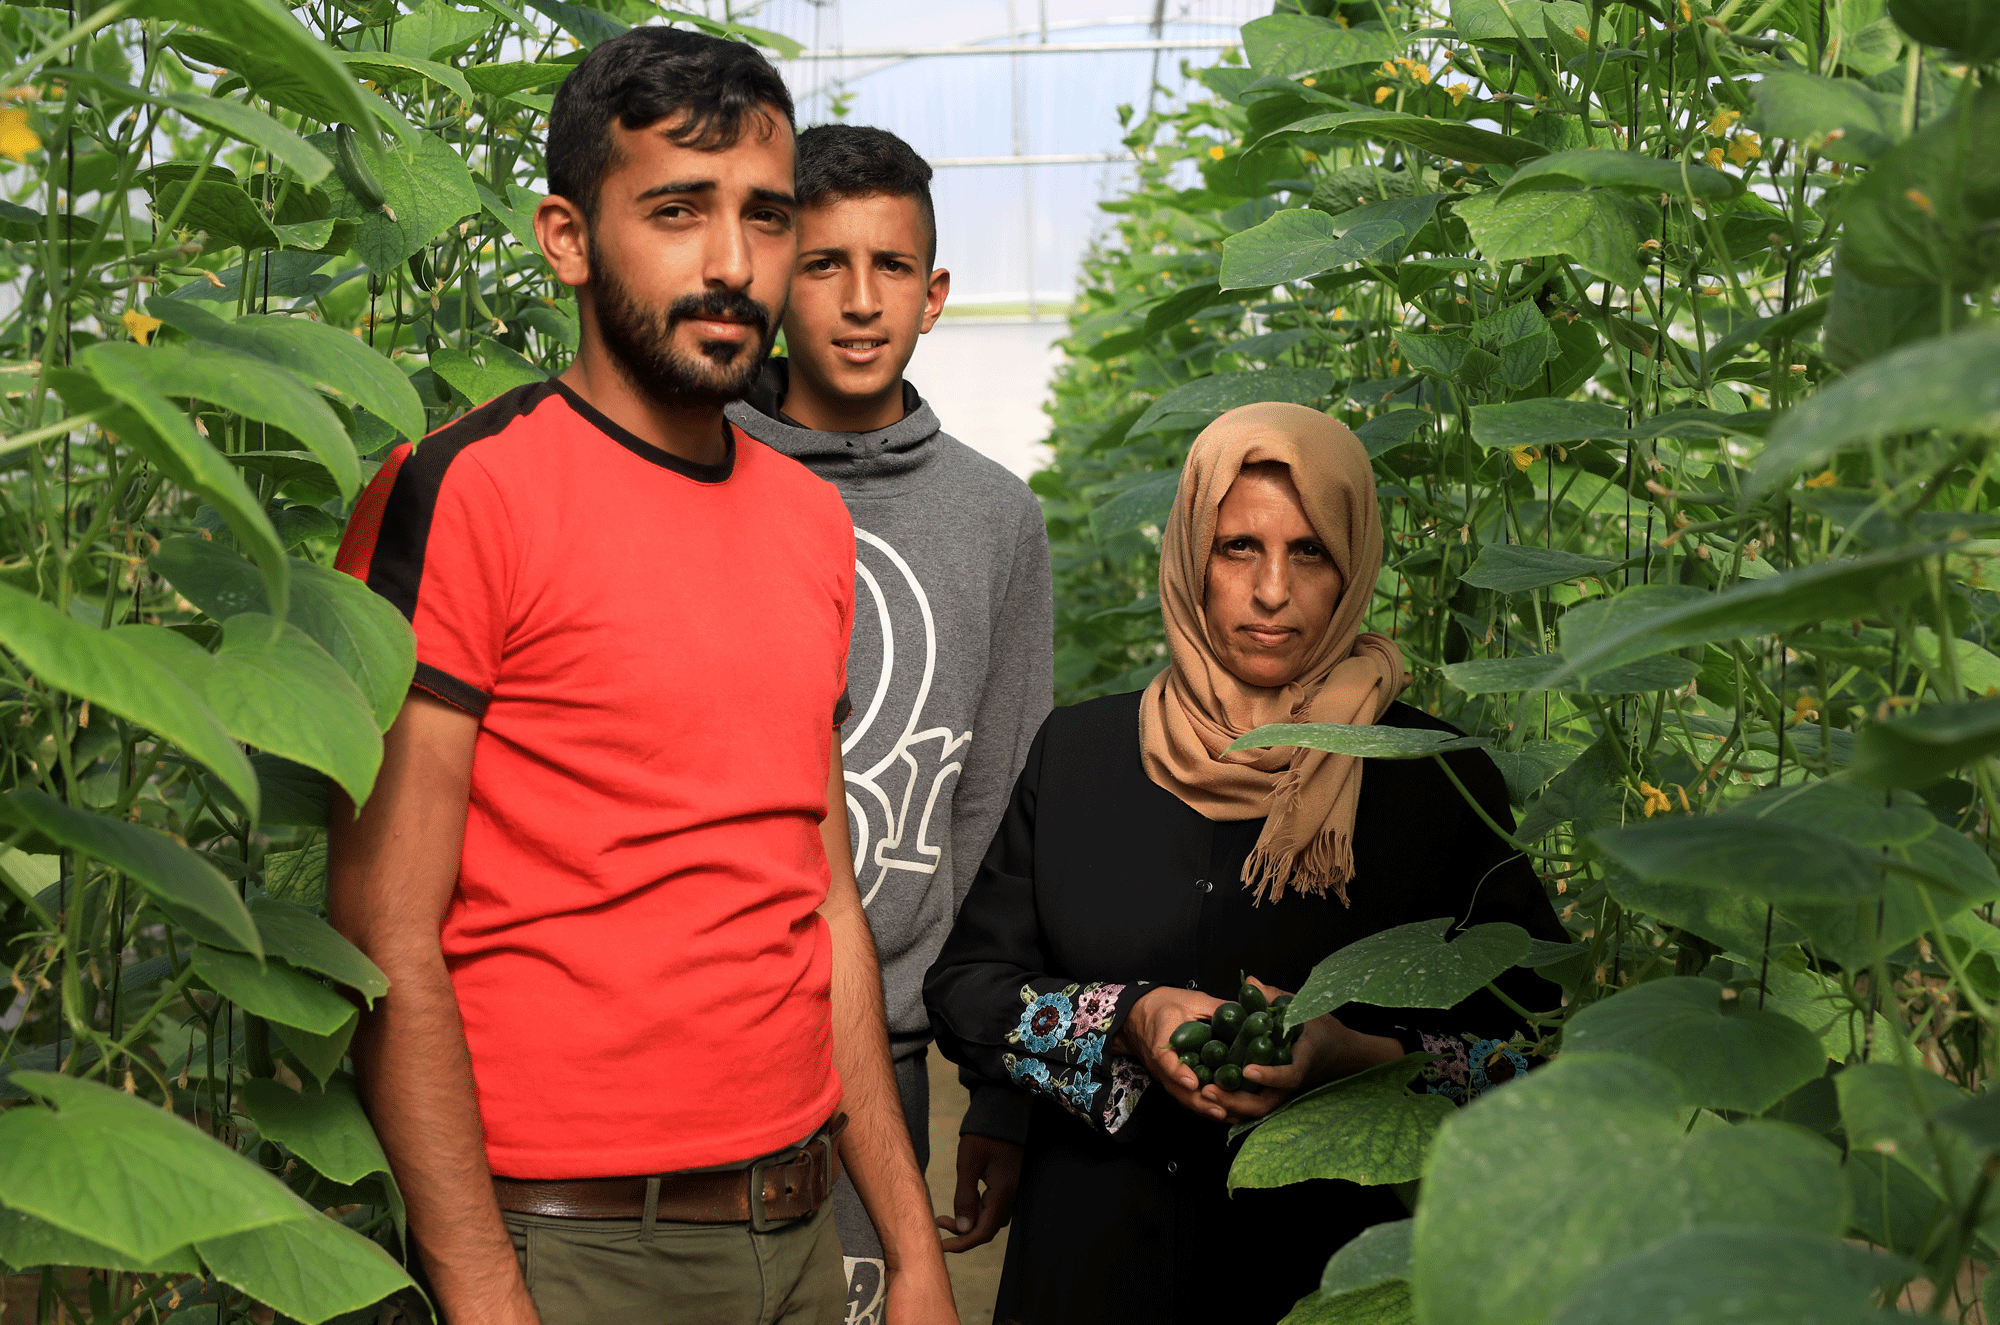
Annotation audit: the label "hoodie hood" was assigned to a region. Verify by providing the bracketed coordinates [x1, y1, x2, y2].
[726, 358, 941, 481]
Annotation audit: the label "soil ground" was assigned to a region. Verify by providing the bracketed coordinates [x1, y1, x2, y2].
[924, 1049, 1011, 1325]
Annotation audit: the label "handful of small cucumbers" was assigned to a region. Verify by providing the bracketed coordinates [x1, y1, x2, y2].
[1166, 976, 1303, 1092]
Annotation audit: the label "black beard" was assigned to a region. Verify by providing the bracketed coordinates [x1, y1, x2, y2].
[587, 245, 776, 410]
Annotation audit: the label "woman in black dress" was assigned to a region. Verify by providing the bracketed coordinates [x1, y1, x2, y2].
[924, 402, 1565, 1325]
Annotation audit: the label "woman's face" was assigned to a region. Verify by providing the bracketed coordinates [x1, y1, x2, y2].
[1202, 464, 1344, 690]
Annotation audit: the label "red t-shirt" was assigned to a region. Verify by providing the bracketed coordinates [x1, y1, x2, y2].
[337, 379, 854, 1178]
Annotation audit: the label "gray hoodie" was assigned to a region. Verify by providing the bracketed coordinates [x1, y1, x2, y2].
[727, 361, 1053, 1137]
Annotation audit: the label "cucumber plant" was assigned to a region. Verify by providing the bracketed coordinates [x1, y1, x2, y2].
[1033, 1, 2000, 1321]
[0, 2, 791, 1321]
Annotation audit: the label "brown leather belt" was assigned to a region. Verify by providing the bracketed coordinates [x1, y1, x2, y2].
[493, 1114, 846, 1232]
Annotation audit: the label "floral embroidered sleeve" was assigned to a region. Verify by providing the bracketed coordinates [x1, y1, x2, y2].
[1413, 1030, 1549, 1105]
[1000, 979, 1153, 1134]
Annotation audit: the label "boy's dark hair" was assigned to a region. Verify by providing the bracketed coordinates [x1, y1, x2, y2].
[794, 124, 938, 267]
[547, 27, 795, 219]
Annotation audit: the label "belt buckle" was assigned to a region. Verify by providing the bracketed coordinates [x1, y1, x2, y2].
[748, 1144, 808, 1234]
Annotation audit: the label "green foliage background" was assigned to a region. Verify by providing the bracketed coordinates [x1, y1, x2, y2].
[1, 0, 1999, 1320]
[0, 1, 791, 1320]
[1028, 1, 2000, 1322]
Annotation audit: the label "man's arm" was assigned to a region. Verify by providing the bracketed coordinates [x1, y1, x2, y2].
[818, 748, 959, 1325]
[328, 693, 539, 1325]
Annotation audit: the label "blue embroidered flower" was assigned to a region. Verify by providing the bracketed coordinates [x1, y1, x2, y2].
[1062, 1069, 1098, 1113]
[1075, 1032, 1106, 1072]
[1468, 1038, 1530, 1094]
[1007, 1056, 1052, 1091]
[1017, 991, 1075, 1054]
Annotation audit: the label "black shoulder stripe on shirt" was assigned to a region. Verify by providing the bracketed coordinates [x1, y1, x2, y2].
[366, 379, 562, 622]
[412, 662, 492, 718]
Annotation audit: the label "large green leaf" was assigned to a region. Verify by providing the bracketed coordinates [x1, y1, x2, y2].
[167, 33, 368, 129]
[248, 896, 389, 1002]
[430, 342, 549, 406]
[1231, 1054, 1454, 1190]
[1839, 85, 2000, 289]
[1231, 723, 1490, 759]
[62, 69, 336, 186]
[1141, 281, 1226, 336]
[1750, 70, 1905, 164]
[131, 0, 375, 135]
[0, 1206, 199, 1274]
[196, 1203, 413, 1324]
[1844, 1149, 1946, 1255]
[0, 790, 261, 957]
[1460, 545, 1619, 594]
[1607, 871, 1806, 956]
[1592, 817, 1896, 904]
[1517, 729, 1627, 841]
[1547, 544, 1941, 682]
[1888, 0, 2000, 59]
[84, 340, 359, 501]
[0, 1072, 301, 1262]
[1851, 698, 2000, 788]
[1441, 653, 1696, 696]
[1785, 877, 1999, 975]
[1289, 918, 1533, 1022]
[54, 366, 288, 612]
[191, 947, 357, 1035]
[1450, 0, 1592, 41]
[1752, 960, 1897, 1065]
[1241, 13, 1402, 77]
[1411, 1055, 1847, 1325]
[1271, 111, 1549, 167]
[386, 0, 500, 57]
[336, 50, 473, 105]
[1281, 1223, 1418, 1325]
[1469, 399, 1631, 450]
[272, 1015, 359, 1091]
[151, 537, 417, 732]
[1219, 208, 1406, 289]
[1558, 977, 1827, 1113]
[1837, 1062, 1974, 1200]
[1127, 368, 1335, 437]
[1499, 149, 1743, 202]
[238, 1076, 387, 1185]
[1730, 780, 1938, 849]
[309, 127, 479, 274]
[518, 0, 625, 48]
[464, 61, 572, 97]
[1545, 1228, 1915, 1325]
[147, 299, 427, 443]
[1821, 251, 1958, 370]
[0, 584, 258, 816]
[1281, 1282, 1413, 1325]
[1321, 1219, 1412, 1296]
[1753, 323, 2000, 494]
[1454, 189, 1647, 289]
[116, 617, 381, 806]
[1089, 473, 1180, 542]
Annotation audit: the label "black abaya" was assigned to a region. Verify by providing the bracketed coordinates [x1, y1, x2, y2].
[923, 690, 1567, 1325]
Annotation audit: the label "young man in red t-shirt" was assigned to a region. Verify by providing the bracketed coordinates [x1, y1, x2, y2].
[328, 28, 956, 1325]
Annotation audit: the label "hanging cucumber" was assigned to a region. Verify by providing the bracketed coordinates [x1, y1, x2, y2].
[334, 124, 397, 222]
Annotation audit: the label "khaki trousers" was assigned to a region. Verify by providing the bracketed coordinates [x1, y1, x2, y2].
[496, 1200, 845, 1325]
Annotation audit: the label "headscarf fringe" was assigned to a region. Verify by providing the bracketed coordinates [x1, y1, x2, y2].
[1243, 829, 1353, 907]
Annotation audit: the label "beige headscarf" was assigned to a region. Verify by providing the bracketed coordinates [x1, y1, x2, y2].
[1138, 402, 1409, 905]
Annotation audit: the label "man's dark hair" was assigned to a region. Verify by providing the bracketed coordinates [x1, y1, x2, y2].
[547, 27, 796, 218]
[794, 124, 938, 267]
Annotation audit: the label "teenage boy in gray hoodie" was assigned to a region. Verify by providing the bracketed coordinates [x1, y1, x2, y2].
[725, 125, 1052, 1324]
